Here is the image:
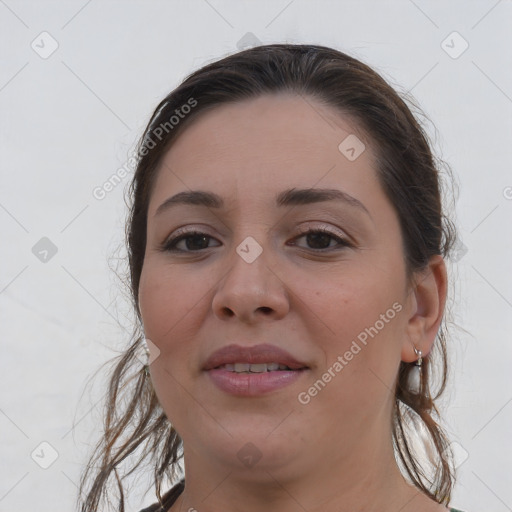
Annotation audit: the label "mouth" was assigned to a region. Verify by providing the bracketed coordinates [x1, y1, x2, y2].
[203, 344, 309, 396]
[202, 343, 309, 372]
[214, 362, 304, 372]
[206, 366, 308, 396]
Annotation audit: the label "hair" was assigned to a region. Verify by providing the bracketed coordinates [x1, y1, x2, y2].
[77, 43, 460, 511]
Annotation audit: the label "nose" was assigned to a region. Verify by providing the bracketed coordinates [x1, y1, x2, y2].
[211, 243, 290, 324]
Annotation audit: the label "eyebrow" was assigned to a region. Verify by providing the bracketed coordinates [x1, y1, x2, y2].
[154, 187, 371, 219]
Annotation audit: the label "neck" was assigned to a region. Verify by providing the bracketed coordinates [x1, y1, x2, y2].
[171, 423, 440, 512]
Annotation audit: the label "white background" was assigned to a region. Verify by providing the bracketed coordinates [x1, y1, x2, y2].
[1, 1, 511, 511]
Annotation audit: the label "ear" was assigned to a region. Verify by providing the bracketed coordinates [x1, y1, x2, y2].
[401, 254, 448, 363]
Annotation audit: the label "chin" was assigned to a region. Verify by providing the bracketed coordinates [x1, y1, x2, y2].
[202, 427, 302, 474]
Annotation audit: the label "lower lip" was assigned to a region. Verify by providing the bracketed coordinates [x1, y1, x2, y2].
[206, 368, 307, 396]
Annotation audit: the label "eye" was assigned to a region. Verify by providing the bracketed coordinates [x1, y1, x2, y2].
[291, 226, 352, 251]
[160, 226, 352, 254]
[161, 230, 220, 253]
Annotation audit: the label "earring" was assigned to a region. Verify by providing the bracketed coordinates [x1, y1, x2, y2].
[142, 337, 150, 377]
[407, 346, 423, 394]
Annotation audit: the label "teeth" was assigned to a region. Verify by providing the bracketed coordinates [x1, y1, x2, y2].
[218, 362, 293, 372]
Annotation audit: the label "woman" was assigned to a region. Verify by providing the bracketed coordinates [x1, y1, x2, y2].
[78, 44, 468, 512]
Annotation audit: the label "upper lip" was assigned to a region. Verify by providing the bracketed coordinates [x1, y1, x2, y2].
[203, 344, 309, 371]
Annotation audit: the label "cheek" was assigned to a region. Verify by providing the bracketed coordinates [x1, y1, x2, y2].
[139, 266, 171, 340]
[138, 262, 216, 397]
[315, 266, 403, 337]
[311, 265, 406, 388]
[138, 263, 204, 341]
[138, 265, 204, 425]
[301, 289, 405, 430]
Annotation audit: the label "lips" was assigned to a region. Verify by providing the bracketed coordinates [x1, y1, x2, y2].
[202, 343, 308, 371]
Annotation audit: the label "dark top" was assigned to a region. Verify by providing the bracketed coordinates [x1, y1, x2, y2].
[139, 480, 184, 512]
[139, 479, 466, 512]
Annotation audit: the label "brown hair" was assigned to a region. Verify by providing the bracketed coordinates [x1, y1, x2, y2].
[77, 43, 459, 511]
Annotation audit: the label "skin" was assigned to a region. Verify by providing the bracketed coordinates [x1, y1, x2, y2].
[138, 93, 449, 512]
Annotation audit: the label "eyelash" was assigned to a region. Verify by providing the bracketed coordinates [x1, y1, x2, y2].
[160, 226, 353, 254]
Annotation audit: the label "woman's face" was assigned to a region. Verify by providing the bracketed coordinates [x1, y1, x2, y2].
[138, 94, 419, 477]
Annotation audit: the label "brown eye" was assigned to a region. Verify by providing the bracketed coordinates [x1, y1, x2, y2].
[162, 231, 220, 252]
[292, 227, 352, 251]
[161, 226, 352, 254]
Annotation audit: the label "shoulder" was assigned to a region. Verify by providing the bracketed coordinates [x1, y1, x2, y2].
[138, 479, 185, 512]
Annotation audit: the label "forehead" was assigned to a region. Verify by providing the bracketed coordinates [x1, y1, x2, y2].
[148, 94, 379, 213]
